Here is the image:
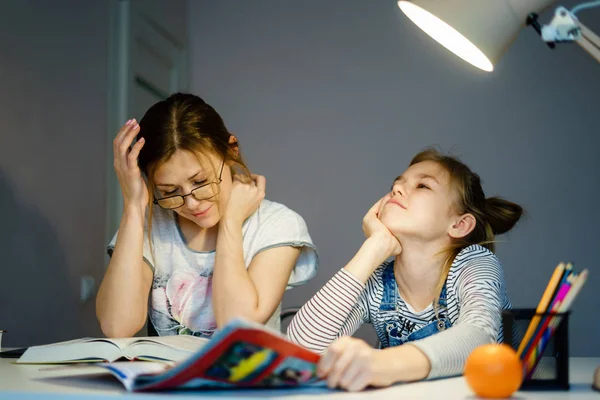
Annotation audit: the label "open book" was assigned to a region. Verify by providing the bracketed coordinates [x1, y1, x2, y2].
[97, 318, 323, 391]
[17, 335, 208, 364]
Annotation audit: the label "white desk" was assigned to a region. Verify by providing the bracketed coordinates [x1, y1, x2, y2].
[0, 357, 598, 399]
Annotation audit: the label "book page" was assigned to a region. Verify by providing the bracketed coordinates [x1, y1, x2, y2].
[124, 336, 208, 362]
[128, 335, 209, 352]
[101, 361, 169, 391]
[17, 339, 123, 364]
[83, 337, 140, 350]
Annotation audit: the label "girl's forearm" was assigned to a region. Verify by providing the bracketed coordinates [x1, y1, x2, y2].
[343, 237, 391, 282]
[288, 268, 366, 353]
[289, 238, 388, 352]
[379, 344, 432, 382]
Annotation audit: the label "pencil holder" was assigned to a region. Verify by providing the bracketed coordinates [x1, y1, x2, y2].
[502, 308, 570, 391]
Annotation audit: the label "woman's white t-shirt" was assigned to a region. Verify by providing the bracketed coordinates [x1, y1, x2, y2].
[108, 199, 318, 336]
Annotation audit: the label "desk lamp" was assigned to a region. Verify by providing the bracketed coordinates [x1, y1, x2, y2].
[397, 0, 600, 71]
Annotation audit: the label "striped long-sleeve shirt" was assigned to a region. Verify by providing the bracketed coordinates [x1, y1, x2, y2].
[287, 244, 511, 379]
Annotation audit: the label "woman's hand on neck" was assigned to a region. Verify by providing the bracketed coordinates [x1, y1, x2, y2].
[393, 237, 448, 312]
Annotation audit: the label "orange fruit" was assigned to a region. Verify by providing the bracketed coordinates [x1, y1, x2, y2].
[464, 344, 523, 398]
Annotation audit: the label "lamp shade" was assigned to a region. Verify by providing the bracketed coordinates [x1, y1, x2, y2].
[398, 0, 556, 71]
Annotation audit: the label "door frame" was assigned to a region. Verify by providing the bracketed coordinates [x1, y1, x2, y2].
[105, 0, 130, 259]
[105, 0, 189, 261]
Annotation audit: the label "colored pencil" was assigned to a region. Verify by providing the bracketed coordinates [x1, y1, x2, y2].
[517, 262, 567, 358]
[522, 273, 574, 375]
[525, 269, 588, 378]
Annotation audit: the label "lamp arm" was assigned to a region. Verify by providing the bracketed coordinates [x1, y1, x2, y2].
[577, 22, 600, 63]
[572, 0, 600, 15]
[537, 6, 600, 64]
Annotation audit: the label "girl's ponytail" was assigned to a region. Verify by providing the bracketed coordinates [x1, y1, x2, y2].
[484, 196, 523, 236]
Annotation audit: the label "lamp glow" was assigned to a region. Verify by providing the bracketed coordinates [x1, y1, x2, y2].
[398, 1, 493, 71]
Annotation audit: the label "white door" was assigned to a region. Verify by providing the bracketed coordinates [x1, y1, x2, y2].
[105, 0, 188, 255]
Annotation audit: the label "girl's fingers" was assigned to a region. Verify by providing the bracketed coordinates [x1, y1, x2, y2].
[377, 194, 391, 216]
[317, 351, 336, 378]
[339, 358, 365, 390]
[346, 371, 370, 392]
[326, 349, 356, 389]
[368, 197, 384, 215]
[365, 197, 384, 222]
[318, 339, 347, 377]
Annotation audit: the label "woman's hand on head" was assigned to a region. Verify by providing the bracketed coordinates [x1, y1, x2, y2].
[362, 195, 402, 257]
[222, 173, 266, 225]
[317, 337, 395, 392]
[113, 119, 148, 212]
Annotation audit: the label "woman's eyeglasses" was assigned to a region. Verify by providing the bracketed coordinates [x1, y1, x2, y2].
[153, 160, 224, 210]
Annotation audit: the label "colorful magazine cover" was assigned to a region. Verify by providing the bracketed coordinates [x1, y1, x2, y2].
[99, 318, 324, 391]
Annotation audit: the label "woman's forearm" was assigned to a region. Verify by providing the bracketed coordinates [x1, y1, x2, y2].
[96, 206, 152, 337]
[212, 218, 261, 327]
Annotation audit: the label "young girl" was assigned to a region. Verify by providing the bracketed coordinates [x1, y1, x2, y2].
[288, 148, 522, 391]
[96, 93, 318, 338]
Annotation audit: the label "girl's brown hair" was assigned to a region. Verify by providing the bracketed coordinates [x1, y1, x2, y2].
[409, 148, 523, 298]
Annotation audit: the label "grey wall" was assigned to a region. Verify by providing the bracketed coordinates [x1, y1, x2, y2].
[0, 0, 190, 347]
[189, 0, 600, 356]
[0, 1, 109, 346]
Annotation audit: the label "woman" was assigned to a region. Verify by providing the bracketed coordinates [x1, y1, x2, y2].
[97, 93, 318, 338]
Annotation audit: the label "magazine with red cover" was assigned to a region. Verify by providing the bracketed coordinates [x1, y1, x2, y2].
[99, 318, 324, 391]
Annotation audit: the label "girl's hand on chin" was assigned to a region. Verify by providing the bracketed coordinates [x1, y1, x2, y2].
[362, 195, 386, 238]
[362, 195, 402, 257]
